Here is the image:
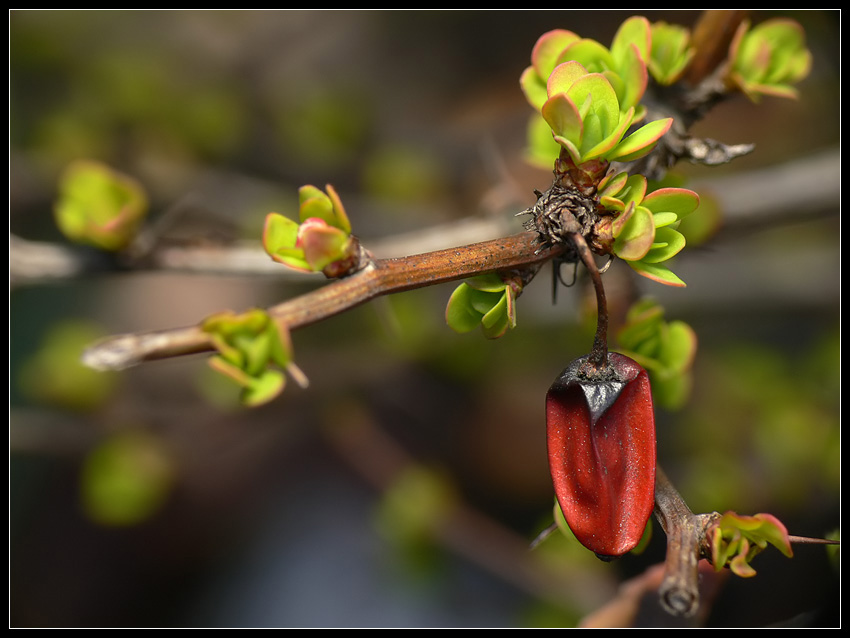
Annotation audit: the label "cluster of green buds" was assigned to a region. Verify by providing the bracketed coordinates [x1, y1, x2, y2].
[709, 511, 794, 577]
[594, 172, 700, 287]
[201, 308, 307, 407]
[53, 159, 148, 252]
[520, 19, 674, 170]
[521, 16, 812, 166]
[518, 18, 702, 286]
[520, 17, 695, 170]
[263, 184, 359, 277]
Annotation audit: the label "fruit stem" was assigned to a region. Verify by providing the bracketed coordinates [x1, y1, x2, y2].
[570, 232, 608, 372]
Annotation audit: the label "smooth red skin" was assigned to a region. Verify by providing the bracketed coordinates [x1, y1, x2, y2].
[546, 353, 656, 557]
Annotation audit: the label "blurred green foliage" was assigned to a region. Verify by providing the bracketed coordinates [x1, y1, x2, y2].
[672, 329, 840, 516]
[18, 319, 119, 412]
[80, 429, 175, 526]
[53, 159, 148, 251]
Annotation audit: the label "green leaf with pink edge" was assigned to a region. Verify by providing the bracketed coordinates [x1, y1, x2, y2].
[639, 226, 686, 264]
[298, 184, 351, 233]
[611, 15, 652, 65]
[711, 511, 793, 578]
[263, 212, 311, 272]
[298, 218, 352, 271]
[607, 117, 673, 162]
[565, 73, 620, 138]
[324, 184, 352, 233]
[583, 106, 635, 162]
[546, 60, 591, 97]
[541, 92, 583, 154]
[521, 30, 581, 110]
[642, 186, 700, 220]
[532, 29, 581, 80]
[555, 38, 615, 77]
[598, 170, 630, 199]
[520, 66, 548, 111]
[628, 259, 686, 287]
[613, 42, 649, 113]
[613, 204, 655, 261]
[609, 17, 651, 109]
[616, 174, 649, 210]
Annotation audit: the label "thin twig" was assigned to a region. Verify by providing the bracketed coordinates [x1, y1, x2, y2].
[82, 231, 565, 371]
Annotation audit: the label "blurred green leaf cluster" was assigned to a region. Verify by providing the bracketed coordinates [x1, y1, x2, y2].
[19, 319, 118, 412]
[374, 465, 456, 576]
[53, 159, 147, 251]
[81, 429, 175, 526]
[728, 18, 812, 102]
[647, 21, 695, 86]
[615, 298, 697, 410]
[674, 331, 840, 514]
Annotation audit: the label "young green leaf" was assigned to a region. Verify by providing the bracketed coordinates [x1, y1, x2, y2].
[613, 204, 655, 261]
[628, 259, 686, 288]
[640, 226, 687, 264]
[649, 21, 695, 85]
[445, 275, 519, 339]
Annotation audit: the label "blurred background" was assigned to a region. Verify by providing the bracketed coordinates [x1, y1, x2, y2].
[10, 10, 840, 628]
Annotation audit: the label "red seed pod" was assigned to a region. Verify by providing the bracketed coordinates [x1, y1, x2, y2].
[546, 352, 656, 559]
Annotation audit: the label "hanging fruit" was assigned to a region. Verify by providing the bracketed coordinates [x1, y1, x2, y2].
[546, 351, 657, 559]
